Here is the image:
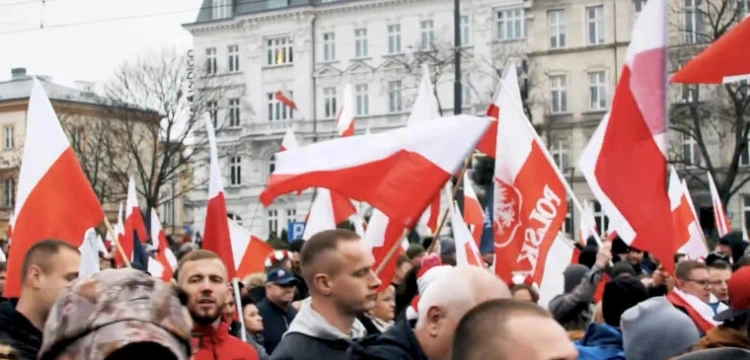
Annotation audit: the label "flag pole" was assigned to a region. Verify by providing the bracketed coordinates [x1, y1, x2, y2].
[232, 278, 248, 343]
[375, 228, 410, 276]
[103, 217, 132, 268]
[427, 156, 471, 253]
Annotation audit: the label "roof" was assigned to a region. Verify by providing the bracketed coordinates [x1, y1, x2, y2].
[188, 0, 364, 25]
[0, 76, 106, 106]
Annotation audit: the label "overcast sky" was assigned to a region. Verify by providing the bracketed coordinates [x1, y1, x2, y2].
[0, 0, 203, 87]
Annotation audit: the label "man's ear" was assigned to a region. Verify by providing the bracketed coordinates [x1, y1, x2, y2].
[313, 273, 333, 296]
[424, 305, 444, 338]
[27, 265, 43, 290]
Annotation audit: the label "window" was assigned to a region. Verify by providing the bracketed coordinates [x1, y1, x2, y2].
[420, 20, 434, 50]
[267, 92, 294, 121]
[212, 0, 231, 20]
[355, 84, 369, 116]
[228, 213, 243, 225]
[323, 32, 336, 61]
[268, 154, 276, 174]
[388, 24, 401, 54]
[740, 0, 750, 18]
[460, 15, 471, 46]
[682, 133, 701, 168]
[586, 6, 605, 45]
[550, 140, 569, 170]
[563, 200, 573, 236]
[229, 156, 241, 185]
[388, 81, 403, 113]
[461, 73, 471, 107]
[743, 196, 750, 235]
[268, 209, 278, 236]
[548, 10, 566, 49]
[3, 126, 13, 149]
[633, 0, 647, 22]
[228, 98, 241, 127]
[323, 87, 337, 118]
[286, 209, 297, 224]
[682, 84, 697, 102]
[266, 0, 286, 9]
[592, 201, 609, 233]
[549, 75, 568, 113]
[355, 28, 368, 58]
[207, 100, 218, 128]
[684, 0, 704, 44]
[3, 178, 13, 208]
[588, 71, 607, 110]
[228, 45, 239, 72]
[266, 36, 293, 66]
[205, 48, 217, 75]
[161, 187, 174, 226]
[497, 8, 525, 41]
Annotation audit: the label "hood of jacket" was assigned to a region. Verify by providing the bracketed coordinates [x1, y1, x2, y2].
[575, 323, 625, 360]
[285, 298, 366, 341]
[347, 321, 427, 360]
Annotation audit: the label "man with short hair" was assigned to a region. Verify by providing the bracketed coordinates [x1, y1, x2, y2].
[692, 265, 750, 351]
[452, 299, 577, 360]
[707, 261, 731, 306]
[272, 229, 381, 360]
[347, 266, 511, 360]
[674, 260, 713, 304]
[258, 267, 298, 353]
[669, 260, 728, 334]
[177, 249, 258, 360]
[0, 239, 80, 359]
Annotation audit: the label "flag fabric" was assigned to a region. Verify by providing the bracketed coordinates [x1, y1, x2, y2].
[302, 188, 357, 240]
[260, 115, 491, 229]
[79, 228, 103, 278]
[131, 230, 149, 272]
[479, 181, 494, 254]
[462, 171, 484, 245]
[280, 129, 299, 151]
[4, 80, 104, 298]
[275, 90, 298, 111]
[336, 84, 355, 137]
[352, 214, 367, 238]
[365, 208, 405, 292]
[671, 16, 750, 84]
[680, 180, 710, 259]
[478, 65, 523, 156]
[150, 209, 176, 281]
[491, 67, 567, 284]
[578, 0, 674, 273]
[203, 117, 236, 279]
[116, 177, 148, 268]
[229, 219, 274, 279]
[667, 288, 727, 333]
[707, 171, 731, 237]
[535, 234, 579, 308]
[451, 203, 483, 267]
[579, 202, 598, 245]
[669, 168, 709, 260]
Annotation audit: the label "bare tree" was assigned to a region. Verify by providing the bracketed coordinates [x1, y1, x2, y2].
[668, 0, 750, 206]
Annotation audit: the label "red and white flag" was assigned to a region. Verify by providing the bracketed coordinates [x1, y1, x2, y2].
[462, 171, 484, 245]
[579, 202, 598, 245]
[302, 188, 357, 240]
[4, 80, 104, 298]
[668, 168, 708, 260]
[365, 208, 405, 291]
[115, 177, 148, 268]
[260, 115, 491, 229]
[280, 129, 299, 151]
[667, 288, 727, 333]
[578, 0, 674, 272]
[536, 234, 579, 308]
[478, 65, 523, 157]
[450, 203, 483, 268]
[491, 67, 567, 284]
[275, 90, 298, 111]
[229, 219, 274, 279]
[707, 171, 731, 237]
[336, 84, 355, 137]
[203, 117, 236, 279]
[150, 209, 177, 281]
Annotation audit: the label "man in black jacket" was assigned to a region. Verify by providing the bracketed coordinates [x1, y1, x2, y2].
[0, 240, 80, 360]
[258, 267, 298, 353]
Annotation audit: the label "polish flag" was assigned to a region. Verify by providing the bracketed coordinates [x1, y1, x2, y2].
[275, 90, 298, 111]
[668, 169, 709, 260]
[536, 234, 579, 308]
[352, 214, 367, 238]
[707, 171, 731, 237]
[229, 219, 274, 279]
[302, 188, 357, 240]
[366, 208, 405, 291]
[260, 115, 491, 229]
[671, 16, 750, 84]
[4, 80, 104, 298]
[150, 209, 177, 281]
[478, 65, 523, 157]
[667, 287, 727, 333]
[450, 203, 483, 267]
[203, 117, 236, 279]
[280, 129, 299, 151]
[462, 171, 484, 245]
[336, 84, 355, 137]
[79, 228, 107, 277]
[491, 67, 567, 284]
[578, 202, 598, 245]
[578, 0, 674, 273]
[0, 246, 5, 262]
[115, 177, 148, 268]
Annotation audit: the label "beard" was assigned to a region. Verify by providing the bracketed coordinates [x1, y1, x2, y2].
[189, 304, 221, 326]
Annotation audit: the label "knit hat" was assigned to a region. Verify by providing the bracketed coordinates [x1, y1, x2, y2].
[621, 297, 700, 360]
[578, 245, 599, 269]
[610, 262, 637, 278]
[264, 250, 291, 268]
[439, 237, 456, 257]
[602, 276, 648, 327]
[406, 244, 426, 260]
[563, 264, 589, 293]
[38, 268, 192, 360]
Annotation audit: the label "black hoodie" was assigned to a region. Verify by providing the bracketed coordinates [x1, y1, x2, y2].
[346, 321, 428, 360]
[0, 299, 42, 360]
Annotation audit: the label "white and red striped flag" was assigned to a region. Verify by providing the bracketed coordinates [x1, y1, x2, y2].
[366, 208, 405, 291]
[491, 67, 567, 284]
[707, 171, 731, 237]
[150, 209, 177, 281]
[280, 129, 299, 151]
[668, 168, 708, 260]
[260, 115, 491, 229]
[302, 188, 357, 240]
[115, 177, 148, 268]
[450, 203, 483, 267]
[229, 219, 274, 279]
[536, 233, 579, 307]
[275, 90, 298, 111]
[477, 64, 523, 157]
[579, 0, 674, 272]
[336, 84, 355, 137]
[4, 80, 104, 298]
[203, 117, 236, 279]
[462, 171, 484, 245]
[578, 202, 598, 246]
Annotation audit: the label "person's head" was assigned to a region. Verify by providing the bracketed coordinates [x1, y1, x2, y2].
[0, 261, 6, 295]
[627, 247, 644, 266]
[289, 239, 305, 272]
[620, 297, 700, 360]
[20, 240, 80, 316]
[240, 295, 264, 334]
[577, 245, 598, 269]
[707, 261, 732, 302]
[452, 299, 577, 360]
[222, 291, 235, 319]
[675, 260, 711, 303]
[713, 265, 750, 330]
[371, 285, 396, 322]
[38, 268, 192, 360]
[264, 267, 298, 307]
[716, 235, 735, 258]
[393, 255, 412, 285]
[406, 243, 426, 267]
[415, 266, 510, 360]
[439, 237, 457, 266]
[601, 277, 648, 328]
[674, 253, 687, 265]
[610, 262, 637, 278]
[562, 264, 589, 294]
[510, 284, 538, 303]
[176, 250, 228, 326]
[302, 229, 380, 315]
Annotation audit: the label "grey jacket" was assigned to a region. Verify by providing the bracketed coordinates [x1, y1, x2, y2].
[548, 264, 605, 331]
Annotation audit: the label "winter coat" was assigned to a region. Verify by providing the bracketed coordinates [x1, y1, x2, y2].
[0, 300, 42, 360]
[257, 298, 297, 354]
[346, 321, 427, 360]
[192, 321, 259, 360]
[574, 323, 626, 360]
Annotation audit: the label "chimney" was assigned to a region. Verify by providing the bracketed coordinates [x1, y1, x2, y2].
[11, 68, 27, 80]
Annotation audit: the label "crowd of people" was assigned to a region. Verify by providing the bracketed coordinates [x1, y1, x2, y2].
[0, 230, 748, 359]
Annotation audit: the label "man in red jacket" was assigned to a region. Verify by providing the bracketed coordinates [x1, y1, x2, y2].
[178, 249, 259, 360]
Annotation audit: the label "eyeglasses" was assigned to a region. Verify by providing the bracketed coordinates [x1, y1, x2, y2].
[685, 279, 711, 287]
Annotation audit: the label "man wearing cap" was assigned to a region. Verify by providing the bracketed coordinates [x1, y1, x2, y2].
[691, 265, 750, 350]
[258, 266, 298, 354]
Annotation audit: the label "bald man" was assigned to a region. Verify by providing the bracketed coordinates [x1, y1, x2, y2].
[347, 266, 510, 360]
[452, 299, 578, 360]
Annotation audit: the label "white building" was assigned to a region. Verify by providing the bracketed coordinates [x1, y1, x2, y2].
[183, 0, 528, 240]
